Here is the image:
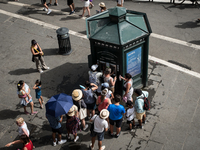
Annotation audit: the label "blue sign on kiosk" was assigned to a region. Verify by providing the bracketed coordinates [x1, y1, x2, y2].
[86, 7, 152, 95]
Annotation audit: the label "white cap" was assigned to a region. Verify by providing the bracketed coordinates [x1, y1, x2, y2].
[91, 64, 98, 71]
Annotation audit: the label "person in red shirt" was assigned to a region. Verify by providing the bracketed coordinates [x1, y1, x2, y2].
[5, 135, 34, 150]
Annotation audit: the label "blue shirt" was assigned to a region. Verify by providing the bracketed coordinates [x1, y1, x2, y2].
[35, 86, 41, 99]
[107, 104, 125, 120]
[135, 91, 149, 113]
[46, 114, 61, 129]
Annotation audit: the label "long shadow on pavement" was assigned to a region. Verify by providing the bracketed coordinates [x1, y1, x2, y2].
[41, 62, 89, 98]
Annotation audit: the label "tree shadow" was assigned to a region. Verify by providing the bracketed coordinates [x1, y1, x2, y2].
[60, 142, 88, 150]
[0, 109, 22, 120]
[167, 3, 199, 9]
[175, 21, 200, 29]
[8, 68, 37, 75]
[189, 40, 200, 45]
[41, 62, 89, 98]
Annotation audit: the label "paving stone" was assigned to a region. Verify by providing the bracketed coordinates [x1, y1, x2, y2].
[144, 140, 163, 150]
[127, 138, 148, 150]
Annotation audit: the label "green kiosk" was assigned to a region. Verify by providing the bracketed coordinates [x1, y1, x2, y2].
[86, 7, 152, 95]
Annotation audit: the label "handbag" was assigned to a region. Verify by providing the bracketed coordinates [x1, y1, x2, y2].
[92, 90, 98, 100]
[90, 115, 97, 132]
[79, 100, 87, 120]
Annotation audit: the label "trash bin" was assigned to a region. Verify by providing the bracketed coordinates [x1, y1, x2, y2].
[56, 27, 72, 55]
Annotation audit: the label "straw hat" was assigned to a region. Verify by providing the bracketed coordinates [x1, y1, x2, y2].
[99, 2, 105, 7]
[67, 105, 77, 116]
[100, 109, 109, 119]
[72, 89, 83, 101]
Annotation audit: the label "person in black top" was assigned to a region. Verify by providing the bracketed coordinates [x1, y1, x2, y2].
[31, 40, 50, 73]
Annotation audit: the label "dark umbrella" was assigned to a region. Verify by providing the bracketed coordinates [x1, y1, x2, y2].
[45, 93, 73, 117]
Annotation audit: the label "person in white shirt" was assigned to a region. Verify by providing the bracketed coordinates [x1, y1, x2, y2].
[125, 101, 135, 130]
[89, 109, 109, 150]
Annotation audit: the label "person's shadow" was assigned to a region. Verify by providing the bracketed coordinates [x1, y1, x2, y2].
[8, 68, 37, 75]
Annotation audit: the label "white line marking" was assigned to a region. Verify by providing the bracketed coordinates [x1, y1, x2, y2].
[8, 1, 200, 50]
[151, 33, 200, 50]
[0, 8, 200, 78]
[149, 56, 200, 78]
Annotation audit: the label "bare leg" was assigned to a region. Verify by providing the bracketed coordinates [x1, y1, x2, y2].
[74, 133, 77, 140]
[72, 3, 75, 10]
[91, 110, 95, 117]
[142, 114, 146, 123]
[49, 0, 52, 4]
[38, 98, 43, 108]
[116, 127, 121, 135]
[24, 106, 27, 112]
[86, 6, 90, 16]
[44, 3, 49, 9]
[129, 123, 132, 130]
[110, 124, 114, 134]
[91, 136, 96, 148]
[81, 119, 86, 128]
[81, 7, 86, 17]
[58, 134, 62, 141]
[87, 109, 90, 117]
[52, 132, 56, 142]
[69, 5, 74, 12]
[98, 141, 102, 150]
[40, 96, 44, 103]
[30, 101, 34, 113]
[138, 119, 142, 126]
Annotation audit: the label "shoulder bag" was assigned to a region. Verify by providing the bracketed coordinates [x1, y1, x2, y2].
[79, 100, 87, 120]
[90, 115, 98, 132]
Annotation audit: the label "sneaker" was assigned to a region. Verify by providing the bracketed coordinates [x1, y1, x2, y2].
[101, 145, 105, 150]
[54, 2, 58, 6]
[53, 138, 57, 146]
[74, 136, 79, 142]
[109, 132, 114, 137]
[67, 135, 71, 140]
[31, 111, 38, 115]
[40, 105, 43, 109]
[44, 67, 50, 70]
[39, 70, 43, 73]
[69, 11, 75, 15]
[115, 133, 120, 138]
[74, 9, 76, 12]
[142, 121, 146, 124]
[91, 4, 94, 8]
[47, 9, 52, 15]
[136, 125, 143, 129]
[58, 139, 66, 145]
[89, 143, 94, 150]
[43, 8, 47, 11]
[47, 3, 51, 6]
[83, 124, 88, 131]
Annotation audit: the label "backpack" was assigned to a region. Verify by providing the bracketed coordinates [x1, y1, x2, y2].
[143, 93, 150, 111]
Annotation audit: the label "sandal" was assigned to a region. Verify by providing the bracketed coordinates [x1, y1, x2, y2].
[31, 111, 38, 115]
[24, 111, 29, 115]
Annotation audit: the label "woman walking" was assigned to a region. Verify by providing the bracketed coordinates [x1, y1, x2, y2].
[31, 39, 49, 73]
[79, 0, 90, 17]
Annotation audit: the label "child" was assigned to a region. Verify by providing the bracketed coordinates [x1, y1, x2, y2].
[33, 80, 44, 109]
[126, 101, 135, 130]
[16, 117, 30, 137]
[96, 2, 106, 13]
[18, 84, 31, 104]
[101, 82, 114, 100]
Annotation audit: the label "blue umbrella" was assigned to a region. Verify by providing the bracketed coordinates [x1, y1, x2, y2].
[45, 93, 73, 117]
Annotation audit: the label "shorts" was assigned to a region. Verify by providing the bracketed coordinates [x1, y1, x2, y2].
[52, 127, 63, 134]
[136, 111, 145, 120]
[86, 102, 96, 110]
[109, 118, 123, 128]
[127, 119, 134, 124]
[90, 131, 104, 141]
[67, 0, 73, 6]
[42, 0, 46, 3]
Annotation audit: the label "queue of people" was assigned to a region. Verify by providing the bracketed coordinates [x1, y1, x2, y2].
[6, 62, 149, 150]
